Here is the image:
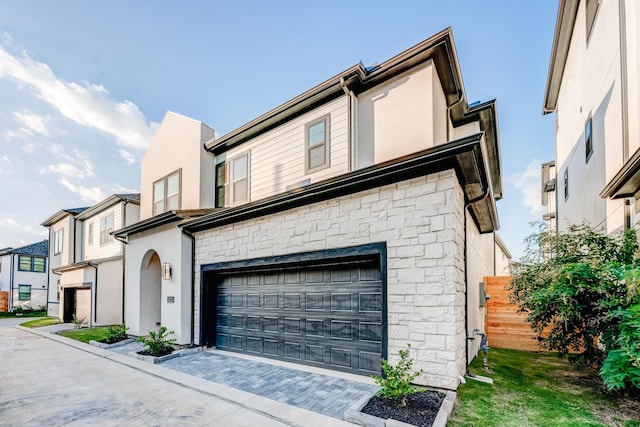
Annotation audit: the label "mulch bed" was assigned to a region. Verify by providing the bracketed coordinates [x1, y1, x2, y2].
[137, 349, 174, 357]
[361, 390, 445, 427]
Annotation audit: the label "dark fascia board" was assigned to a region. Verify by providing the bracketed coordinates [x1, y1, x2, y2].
[451, 99, 502, 200]
[41, 207, 89, 227]
[52, 255, 122, 274]
[113, 209, 219, 239]
[76, 194, 141, 220]
[183, 133, 499, 235]
[205, 28, 465, 154]
[600, 146, 640, 199]
[543, 0, 579, 113]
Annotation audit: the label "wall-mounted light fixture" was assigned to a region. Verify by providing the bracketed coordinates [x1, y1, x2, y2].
[162, 262, 172, 280]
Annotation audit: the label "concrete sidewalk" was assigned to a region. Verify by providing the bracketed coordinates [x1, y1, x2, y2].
[3, 324, 356, 426]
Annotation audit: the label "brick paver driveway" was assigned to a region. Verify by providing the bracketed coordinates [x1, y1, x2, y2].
[0, 322, 288, 427]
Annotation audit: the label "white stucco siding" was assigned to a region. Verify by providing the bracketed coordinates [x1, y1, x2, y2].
[357, 61, 444, 166]
[222, 97, 349, 204]
[140, 112, 216, 220]
[93, 259, 123, 326]
[124, 225, 192, 344]
[83, 204, 125, 261]
[554, 0, 625, 232]
[194, 170, 468, 390]
[0, 254, 10, 292]
[464, 213, 495, 359]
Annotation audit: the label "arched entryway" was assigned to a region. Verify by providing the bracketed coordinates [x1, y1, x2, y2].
[139, 250, 161, 334]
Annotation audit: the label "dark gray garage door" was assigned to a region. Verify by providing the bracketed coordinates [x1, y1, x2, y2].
[215, 262, 384, 375]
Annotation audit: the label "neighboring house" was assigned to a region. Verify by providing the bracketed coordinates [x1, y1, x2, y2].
[543, 0, 640, 233]
[494, 234, 512, 276]
[164, 28, 503, 390]
[0, 241, 49, 311]
[114, 112, 217, 342]
[541, 160, 557, 232]
[44, 195, 140, 326]
[41, 207, 88, 317]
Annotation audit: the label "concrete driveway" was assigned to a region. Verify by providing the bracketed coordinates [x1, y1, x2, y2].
[0, 319, 353, 426]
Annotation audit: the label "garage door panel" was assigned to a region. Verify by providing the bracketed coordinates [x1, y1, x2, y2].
[214, 262, 383, 375]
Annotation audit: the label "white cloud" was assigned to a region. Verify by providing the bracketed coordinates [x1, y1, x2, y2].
[506, 159, 546, 218]
[0, 217, 46, 237]
[0, 37, 158, 160]
[58, 178, 107, 204]
[13, 110, 53, 136]
[2, 155, 11, 164]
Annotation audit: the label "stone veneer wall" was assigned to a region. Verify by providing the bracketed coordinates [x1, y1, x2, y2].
[193, 170, 467, 389]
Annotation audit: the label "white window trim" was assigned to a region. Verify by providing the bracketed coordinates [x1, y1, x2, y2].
[153, 169, 182, 216]
[54, 229, 63, 255]
[99, 213, 114, 246]
[229, 152, 250, 205]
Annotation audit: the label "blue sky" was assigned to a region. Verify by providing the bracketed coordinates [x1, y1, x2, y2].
[0, 1, 557, 259]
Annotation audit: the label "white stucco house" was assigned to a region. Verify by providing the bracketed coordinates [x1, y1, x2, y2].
[0, 241, 49, 311]
[113, 112, 217, 342]
[543, 0, 640, 233]
[116, 28, 505, 390]
[41, 207, 87, 317]
[42, 195, 140, 326]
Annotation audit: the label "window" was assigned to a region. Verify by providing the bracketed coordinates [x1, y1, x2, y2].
[18, 285, 31, 301]
[586, 0, 599, 41]
[17, 256, 46, 273]
[305, 116, 330, 173]
[215, 162, 226, 208]
[564, 168, 569, 200]
[231, 153, 249, 204]
[100, 213, 114, 245]
[153, 170, 181, 215]
[585, 117, 593, 162]
[87, 222, 94, 245]
[54, 229, 63, 255]
[33, 257, 45, 273]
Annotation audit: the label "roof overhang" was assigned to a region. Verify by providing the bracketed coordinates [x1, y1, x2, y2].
[113, 209, 218, 240]
[76, 194, 140, 220]
[51, 255, 122, 274]
[204, 27, 501, 203]
[543, 0, 579, 113]
[41, 208, 88, 227]
[205, 28, 467, 154]
[600, 146, 640, 199]
[184, 132, 499, 235]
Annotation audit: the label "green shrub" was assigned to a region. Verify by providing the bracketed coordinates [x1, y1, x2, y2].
[138, 326, 176, 357]
[371, 343, 424, 406]
[600, 303, 640, 390]
[103, 324, 129, 344]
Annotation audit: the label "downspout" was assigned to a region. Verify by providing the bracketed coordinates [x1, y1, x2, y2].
[447, 91, 466, 142]
[89, 262, 98, 325]
[182, 227, 196, 346]
[121, 201, 128, 324]
[618, 0, 631, 229]
[340, 77, 357, 171]
[463, 185, 489, 381]
[9, 253, 14, 311]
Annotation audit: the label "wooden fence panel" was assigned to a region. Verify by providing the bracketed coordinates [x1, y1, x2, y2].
[0, 291, 8, 312]
[484, 276, 544, 351]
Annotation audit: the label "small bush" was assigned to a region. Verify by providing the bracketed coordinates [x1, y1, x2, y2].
[371, 343, 424, 406]
[138, 326, 176, 357]
[102, 324, 129, 344]
[72, 314, 88, 329]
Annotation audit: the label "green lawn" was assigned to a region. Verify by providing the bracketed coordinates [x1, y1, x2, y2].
[20, 317, 61, 328]
[58, 327, 110, 343]
[449, 348, 640, 427]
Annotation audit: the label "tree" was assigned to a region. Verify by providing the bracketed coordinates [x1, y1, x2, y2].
[510, 223, 640, 390]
